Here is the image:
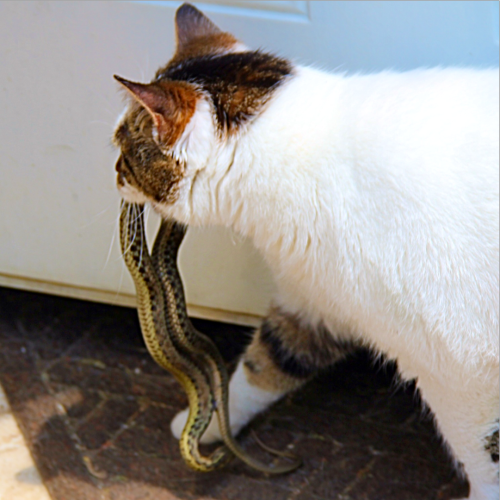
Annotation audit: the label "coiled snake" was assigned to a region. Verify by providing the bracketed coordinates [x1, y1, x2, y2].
[119, 201, 301, 473]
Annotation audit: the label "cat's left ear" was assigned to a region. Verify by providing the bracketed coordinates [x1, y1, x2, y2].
[114, 75, 198, 147]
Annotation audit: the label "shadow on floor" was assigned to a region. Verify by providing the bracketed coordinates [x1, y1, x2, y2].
[0, 287, 468, 500]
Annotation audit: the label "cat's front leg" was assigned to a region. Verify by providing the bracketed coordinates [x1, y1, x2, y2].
[171, 305, 352, 444]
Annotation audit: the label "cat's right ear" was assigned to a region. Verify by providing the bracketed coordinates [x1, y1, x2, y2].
[174, 3, 240, 58]
[175, 3, 222, 48]
[114, 75, 198, 147]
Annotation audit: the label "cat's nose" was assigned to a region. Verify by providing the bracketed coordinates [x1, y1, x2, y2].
[115, 155, 123, 172]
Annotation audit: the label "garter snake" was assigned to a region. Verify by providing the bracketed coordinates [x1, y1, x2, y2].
[120, 201, 301, 473]
[120, 201, 227, 470]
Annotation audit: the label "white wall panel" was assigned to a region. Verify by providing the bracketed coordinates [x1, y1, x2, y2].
[0, 1, 497, 324]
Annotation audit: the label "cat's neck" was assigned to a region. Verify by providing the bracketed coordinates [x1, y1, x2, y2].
[174, 66, 346, 254]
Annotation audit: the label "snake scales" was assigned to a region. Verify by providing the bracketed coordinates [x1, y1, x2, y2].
[119, 201, 301, 473]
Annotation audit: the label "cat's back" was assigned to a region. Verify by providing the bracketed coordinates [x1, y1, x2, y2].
[335, 66, 498, 115]
[334, 66, 498, 160]
[284, 66, 498, 214]
[268, 66, 498, 179]
[271, 65, 499, 218]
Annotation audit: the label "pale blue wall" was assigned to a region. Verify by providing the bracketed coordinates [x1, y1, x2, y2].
[306, 0, 500, 72]
[133, 1, 499, 72]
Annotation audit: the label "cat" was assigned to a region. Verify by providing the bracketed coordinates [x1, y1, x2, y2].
[113, 4, 499, 499]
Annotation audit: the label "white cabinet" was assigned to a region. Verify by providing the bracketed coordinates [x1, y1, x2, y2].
[0, 1, 497, 325]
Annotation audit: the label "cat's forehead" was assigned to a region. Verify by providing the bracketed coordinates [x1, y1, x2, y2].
[112, 103, 144, 147]
[112, 110, 129, 148]
[113, 106, 132, 141]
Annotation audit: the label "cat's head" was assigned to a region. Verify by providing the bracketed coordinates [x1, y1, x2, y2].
[112, 3, 291, 211]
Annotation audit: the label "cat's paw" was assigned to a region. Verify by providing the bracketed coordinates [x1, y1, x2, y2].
[170, 407, 223, 444]
[170, 362, 286, 445]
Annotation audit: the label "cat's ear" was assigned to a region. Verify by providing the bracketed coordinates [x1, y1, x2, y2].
[114, 75, 198, 146]
[174, 3, 240, 58]
[175, 3, 222, 47]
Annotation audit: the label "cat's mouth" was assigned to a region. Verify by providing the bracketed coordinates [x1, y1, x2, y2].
[116, 173, 149, 205]
[115, 155, 149, 204]
[118, 180, 149, 205]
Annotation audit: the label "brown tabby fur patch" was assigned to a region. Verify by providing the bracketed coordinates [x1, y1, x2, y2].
[113, 101, 185, 204]
[165, 4, 292, 134]
[115, 77, 199, 149]
[243, 306, 356, 393]
[156, 50, 292, 135]
[113, 3, 292, 204]
[485, 423, 499, 463]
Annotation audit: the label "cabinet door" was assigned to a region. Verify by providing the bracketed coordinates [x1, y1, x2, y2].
[0, 1, 497, 325]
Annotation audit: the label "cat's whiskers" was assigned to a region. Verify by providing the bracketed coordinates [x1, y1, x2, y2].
[103, 207, 121, 270]
[81, 204, 114, 229]
[188, 169, 201, 218]
[112, 260, 127, 303]
[110, 202, 132, 302]
[132, 203, 148, 269]
[137, 204, 147, 268]
[122, 203, 139, 258]
[105, 200, 141, 267]
[103, 227, 117, 269]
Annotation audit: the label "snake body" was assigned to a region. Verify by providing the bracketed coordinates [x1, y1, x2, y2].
[120, 201, 301, 473]
[120, 202, 228, 470]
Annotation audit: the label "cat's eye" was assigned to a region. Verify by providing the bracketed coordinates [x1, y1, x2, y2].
[116, 155, 133, 174]
[115, 155, 136, 187]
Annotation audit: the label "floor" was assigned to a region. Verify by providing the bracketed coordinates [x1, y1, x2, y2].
[0, 383, 51, 500]
[0, 286, 468, 500]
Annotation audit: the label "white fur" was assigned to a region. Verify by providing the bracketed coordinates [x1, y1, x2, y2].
[128, 66, 499, 499]
[171, 362, 282, 443]
[114, 106, 129, 131]
[172, 97, 215, 169]
[119, 180, 149, 205]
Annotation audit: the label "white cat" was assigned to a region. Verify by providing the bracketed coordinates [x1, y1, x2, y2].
[114, 4, 499, 499]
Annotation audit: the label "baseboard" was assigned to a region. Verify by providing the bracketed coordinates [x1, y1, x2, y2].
[0, 273, 262, 328]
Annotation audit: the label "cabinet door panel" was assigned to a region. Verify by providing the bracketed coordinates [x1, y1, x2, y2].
[0, 1, 497, 325]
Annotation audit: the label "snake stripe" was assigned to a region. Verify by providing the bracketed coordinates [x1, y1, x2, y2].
[120, 201, 301, 473]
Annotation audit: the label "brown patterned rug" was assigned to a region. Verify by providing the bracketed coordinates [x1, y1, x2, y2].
[0, 286, 467, 500]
